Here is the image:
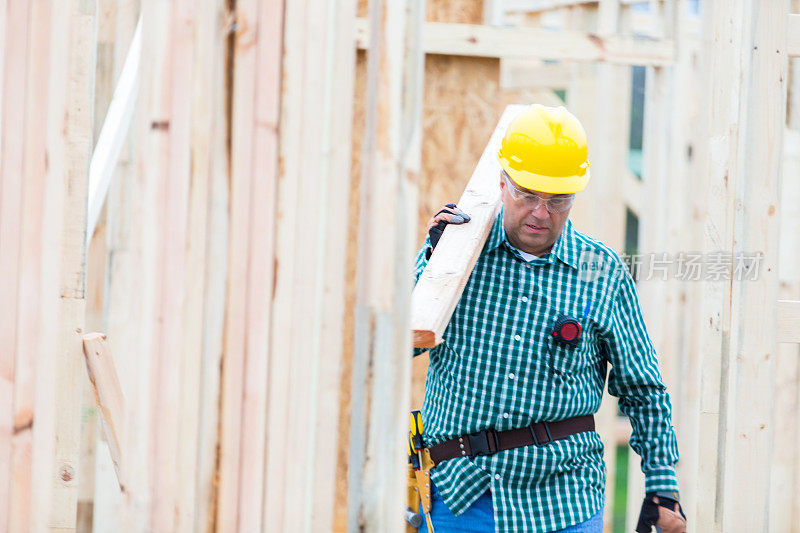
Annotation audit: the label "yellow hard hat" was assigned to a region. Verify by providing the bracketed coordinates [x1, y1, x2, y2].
[498, 104, 590, 194]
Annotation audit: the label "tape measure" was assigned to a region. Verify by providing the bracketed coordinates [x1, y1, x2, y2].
[552, 315, 582, 346]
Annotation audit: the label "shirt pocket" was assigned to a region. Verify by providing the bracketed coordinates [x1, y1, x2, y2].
[548, 334, 601, 374]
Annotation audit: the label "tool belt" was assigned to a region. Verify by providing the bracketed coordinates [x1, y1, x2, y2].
[428, 414, 595, 464]
[406, 413, 595, 532]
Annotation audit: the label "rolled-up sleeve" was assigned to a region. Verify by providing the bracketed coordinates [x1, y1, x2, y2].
[413, 235, 432, 284]
[604, 268, 680, 493]
[411, 236, 432, 357]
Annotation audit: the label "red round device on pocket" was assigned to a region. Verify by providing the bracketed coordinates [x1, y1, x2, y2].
[552, 316, 582, 347]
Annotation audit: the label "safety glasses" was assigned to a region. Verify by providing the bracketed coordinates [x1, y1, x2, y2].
[502, 171, 575, 214]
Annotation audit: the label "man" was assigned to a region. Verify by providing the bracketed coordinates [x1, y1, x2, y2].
[413, 105, 686, 533]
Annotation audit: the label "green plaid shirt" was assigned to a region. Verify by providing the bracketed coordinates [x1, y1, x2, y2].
[413, 210, 679, 533]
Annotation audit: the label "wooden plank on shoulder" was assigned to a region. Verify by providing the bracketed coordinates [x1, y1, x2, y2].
[81, 333, 125, 491]
[410, 105, 524, 348]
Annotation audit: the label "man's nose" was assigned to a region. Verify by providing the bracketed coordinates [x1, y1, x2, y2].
[531, 200, 549, 218]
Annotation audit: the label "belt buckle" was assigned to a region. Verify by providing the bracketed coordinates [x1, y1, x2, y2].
[530, 422, 553, 446]
[467, 430, 494, 457]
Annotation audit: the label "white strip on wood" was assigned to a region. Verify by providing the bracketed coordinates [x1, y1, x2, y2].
[81, 333, 125, 491]
[86, 17, 141, 241]
[778, 300, 800, 344]
[410, 105, 525, 348]
[355, 18, 675, 65]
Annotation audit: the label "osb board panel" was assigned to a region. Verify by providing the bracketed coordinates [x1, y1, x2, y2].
[417, 55, 500, 246]
[427, 0, 483, 24]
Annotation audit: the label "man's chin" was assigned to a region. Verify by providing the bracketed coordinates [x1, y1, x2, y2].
[515, 232, 551, 251]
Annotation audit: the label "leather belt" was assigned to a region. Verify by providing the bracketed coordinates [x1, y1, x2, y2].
[428, 415, 595, 465]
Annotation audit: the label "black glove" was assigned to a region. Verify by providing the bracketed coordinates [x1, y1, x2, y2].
[636, 492, 686, 533]
[426, 204, 470, 260]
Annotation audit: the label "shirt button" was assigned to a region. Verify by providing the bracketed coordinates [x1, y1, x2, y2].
[514, 334, 521, 341]
[503, 413, 509, 419]
[521, 296, 528, 302]
[508, 373, 515, 380]
[494, 474, 501, 480]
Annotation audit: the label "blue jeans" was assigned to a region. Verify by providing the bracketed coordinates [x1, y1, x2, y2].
[419, 483, 604, 533]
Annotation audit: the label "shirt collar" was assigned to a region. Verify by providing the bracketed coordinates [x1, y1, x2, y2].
[485, 208, 581, 270]
[484, 209, 507, 253]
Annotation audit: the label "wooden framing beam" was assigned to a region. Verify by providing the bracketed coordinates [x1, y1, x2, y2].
[355, 18, 675, 65]
[504, 0, 670, 11]
[0, 2, 31, 529]
[693, 1, 788, 530]
[483, 0, 505, 25]
[270, 0, 359, 529]
[500, 58, 571, 89]
[27, 1, 97, 529]
[81, 334, 125, 491]
[504, 0, 659, 11]
[148, 2, 193, 528]
[788, 14, 800, 57]
[591, 3, 628, 529]
[504, 0, 596, 12]
[777, 300, 800, 343]
[347, 0, 423, 530]
[185, 2, 228, 531]
[410, 105, 524, 348]
[8, 3, 52, 530]
[216, 0, 280, 528]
